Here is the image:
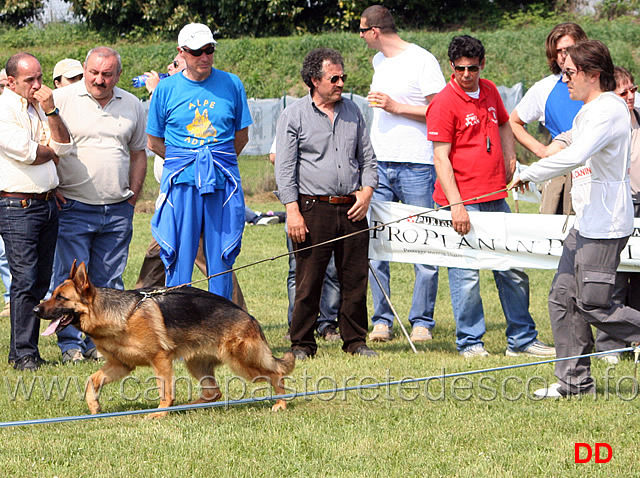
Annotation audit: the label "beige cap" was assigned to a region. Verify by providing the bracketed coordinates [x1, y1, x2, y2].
[178, 23, 217, 50]
[53, 58, 83, 80]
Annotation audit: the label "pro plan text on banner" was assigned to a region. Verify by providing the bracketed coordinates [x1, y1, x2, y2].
[368, 201, 640, 272]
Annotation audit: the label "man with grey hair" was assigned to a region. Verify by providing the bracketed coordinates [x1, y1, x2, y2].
[275, 47, 378, 359]
[147, 23, 252, 299]
[52, 46, 147, 363]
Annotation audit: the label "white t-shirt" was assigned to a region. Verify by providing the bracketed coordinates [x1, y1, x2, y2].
[369, 43, 445, 164]
[515, 74, 560, 126]
[520, 92, 633, 239]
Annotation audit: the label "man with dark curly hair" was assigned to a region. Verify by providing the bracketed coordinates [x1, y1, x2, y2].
[275, 48, 378, 359]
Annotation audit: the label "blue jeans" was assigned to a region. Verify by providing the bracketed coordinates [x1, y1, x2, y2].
[54, 199, 134, 354]
[0, 196, 58, 362]
[369, 162, 439, 330]
[446, 199, 538, 351]
[287, 233, 340, 334]
[0, 235, 11, 302]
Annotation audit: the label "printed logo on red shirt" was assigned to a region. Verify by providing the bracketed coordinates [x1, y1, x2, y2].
[464, 113, 480, 127]
[488, 106, 498, 124]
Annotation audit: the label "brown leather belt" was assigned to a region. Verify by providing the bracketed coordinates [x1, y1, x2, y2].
[301, 194, 356, 205]
[0, 190, 55, 201]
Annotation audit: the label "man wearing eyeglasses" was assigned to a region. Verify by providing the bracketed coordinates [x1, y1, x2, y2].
[275, 48, 378, 360]
[359, 5, 446, 344]
[147, 23, 252, 299]
[428, 35, 555, 359]
[512, 41, 640, 398]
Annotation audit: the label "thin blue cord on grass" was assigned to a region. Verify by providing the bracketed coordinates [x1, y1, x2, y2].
[0, 347, 635, 428]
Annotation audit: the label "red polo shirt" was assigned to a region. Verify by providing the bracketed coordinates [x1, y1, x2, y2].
[427, 76, 509, 206]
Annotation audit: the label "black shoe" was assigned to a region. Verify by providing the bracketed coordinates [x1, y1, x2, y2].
[291, 348, 309, 361]
[320, 326, 340, 342]
[13, 355, 40, 371]
[352, 345, 378, 358]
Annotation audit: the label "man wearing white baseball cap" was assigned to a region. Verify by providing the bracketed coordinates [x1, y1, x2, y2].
[147, 23, 252, 299]
[52, 58, 83, 89]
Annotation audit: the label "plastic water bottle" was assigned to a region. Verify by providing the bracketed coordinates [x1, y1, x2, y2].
[132, 73, 169, 88]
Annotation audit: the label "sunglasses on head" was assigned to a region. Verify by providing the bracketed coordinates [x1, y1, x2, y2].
[182, 44, 216, 57]
[452, 64, 481, 73]
[617, 85, 638, 97]
[327, 74, 347, 84]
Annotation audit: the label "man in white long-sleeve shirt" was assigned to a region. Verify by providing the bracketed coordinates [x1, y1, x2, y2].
[0, 53, 71, 371]
[512, 40, 640, 397]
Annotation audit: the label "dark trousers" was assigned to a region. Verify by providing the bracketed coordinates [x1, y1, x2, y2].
[0, 196, 58, 362]
[290, 198, 369, 355]
[550, 228, 640, 394]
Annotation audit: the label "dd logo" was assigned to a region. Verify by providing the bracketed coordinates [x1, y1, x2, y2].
[574, 443, 612, 463]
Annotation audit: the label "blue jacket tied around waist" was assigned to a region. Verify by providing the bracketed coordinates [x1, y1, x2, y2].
[151, 143, 244, 277]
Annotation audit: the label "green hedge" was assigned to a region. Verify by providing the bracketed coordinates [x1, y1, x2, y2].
[1, 17, 638, 101]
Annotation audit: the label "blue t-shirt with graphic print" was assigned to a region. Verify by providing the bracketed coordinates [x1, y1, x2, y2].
[147, 68, 253, 150]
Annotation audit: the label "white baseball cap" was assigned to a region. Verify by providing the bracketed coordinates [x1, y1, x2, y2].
[178, 23, 217, 50]
[53, 58, 83, 80]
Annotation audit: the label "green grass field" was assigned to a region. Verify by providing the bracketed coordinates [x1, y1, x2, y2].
[0, 158, 637, 477]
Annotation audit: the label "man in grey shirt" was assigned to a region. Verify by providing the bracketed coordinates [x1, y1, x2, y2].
[275, 47, 378, 360]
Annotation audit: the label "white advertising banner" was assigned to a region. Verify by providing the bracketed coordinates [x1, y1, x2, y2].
[368, 201, 640, 272]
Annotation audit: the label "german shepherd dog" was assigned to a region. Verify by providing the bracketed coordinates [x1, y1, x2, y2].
[34, 262, 295, 418]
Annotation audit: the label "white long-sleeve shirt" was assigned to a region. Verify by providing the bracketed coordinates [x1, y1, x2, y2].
[520, 92, 632, 239]
[0, 89, 71, 193]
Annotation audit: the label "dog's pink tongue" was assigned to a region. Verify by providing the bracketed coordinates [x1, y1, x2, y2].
[42, 318, 62, 336]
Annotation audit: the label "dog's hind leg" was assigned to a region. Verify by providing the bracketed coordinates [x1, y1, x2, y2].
[85, 361, 133, 415]
[185, 357, 223, 405]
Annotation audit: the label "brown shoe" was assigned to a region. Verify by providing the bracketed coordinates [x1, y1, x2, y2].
[410, 326, 433, 342]
[369, 323, 392, 342]
[320, 326, 340, 342]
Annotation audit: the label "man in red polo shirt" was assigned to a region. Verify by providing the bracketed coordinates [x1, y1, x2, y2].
[427, 35, 555, 359]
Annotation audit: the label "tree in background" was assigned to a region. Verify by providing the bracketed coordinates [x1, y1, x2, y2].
[67, 0, 558, 38]
[0, 0, 44, 26]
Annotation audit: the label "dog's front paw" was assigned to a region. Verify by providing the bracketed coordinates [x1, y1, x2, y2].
[146, 410, 169, 419]
[271, 400, 287, 412]
[87, 403, 101, 415]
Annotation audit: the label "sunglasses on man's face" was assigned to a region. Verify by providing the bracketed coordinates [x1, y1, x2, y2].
[452, 64, 481, 73]
[617, 85, 638, 97]
[327, 74, 347, 84]
[561, 68, 578, 80]
[183, 44, 216, 57]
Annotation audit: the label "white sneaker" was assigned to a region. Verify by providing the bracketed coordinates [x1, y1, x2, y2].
[534, 383, 563, 398]
[597, 353, 620, 365]
[506, 340, 556, 357]
[256, 216, 280, 226]
[460, 344, 490, 358]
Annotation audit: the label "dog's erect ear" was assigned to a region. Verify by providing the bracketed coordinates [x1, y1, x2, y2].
[69, 259, 78, 279]
[73, 262, 91, 292]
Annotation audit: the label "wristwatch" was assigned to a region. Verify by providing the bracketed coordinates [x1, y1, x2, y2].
[45, 107, 59, 117]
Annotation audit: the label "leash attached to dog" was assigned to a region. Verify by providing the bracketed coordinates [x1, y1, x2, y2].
[172, 187, 511, 291]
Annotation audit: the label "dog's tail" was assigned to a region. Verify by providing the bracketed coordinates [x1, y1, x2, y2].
[271, 351, 295, 376]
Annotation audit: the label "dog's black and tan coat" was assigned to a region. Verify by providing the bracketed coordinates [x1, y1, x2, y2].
[35, 262, 295, 418]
